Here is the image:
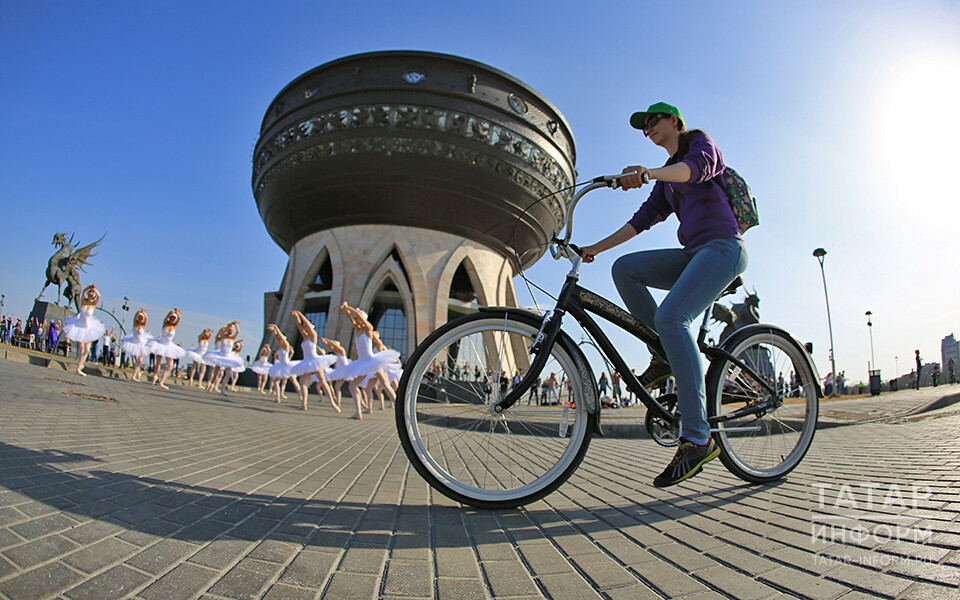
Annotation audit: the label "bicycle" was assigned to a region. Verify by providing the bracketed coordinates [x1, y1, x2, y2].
[396, 173, 821, 509]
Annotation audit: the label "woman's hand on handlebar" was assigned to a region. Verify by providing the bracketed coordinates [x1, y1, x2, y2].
[578, 244, 600, 263]
[619, 166, 651, 190]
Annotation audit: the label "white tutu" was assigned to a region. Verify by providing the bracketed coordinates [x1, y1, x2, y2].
[291, 340, 337, 376]
[147, 330, 187, 359]
[62, 306, 106, 344]
[340, 333, 401, 381]
[249, 357, 273, 375]
[185, 340, 210, 365]
[325, 354, 351, 381]
[268, 349, 300, 378]
[362, 361, 403, 386]
[121, 329, 152, 357]
[203, 340, 244, 370]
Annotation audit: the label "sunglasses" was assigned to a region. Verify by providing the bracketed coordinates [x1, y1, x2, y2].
[643, 113, 670, 136]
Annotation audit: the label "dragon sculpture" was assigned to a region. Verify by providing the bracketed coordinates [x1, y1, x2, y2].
[711, 287, 760, 343]
[36, 232, 104, 313]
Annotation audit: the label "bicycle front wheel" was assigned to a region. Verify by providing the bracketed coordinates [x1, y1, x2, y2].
[706, 326, 819, 483]
[396, 310, 595, 509]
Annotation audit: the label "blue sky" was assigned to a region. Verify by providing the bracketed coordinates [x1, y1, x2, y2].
[2, 1, 958, 382]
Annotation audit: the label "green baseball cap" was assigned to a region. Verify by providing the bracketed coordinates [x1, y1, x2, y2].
[630, 102, 684, 130]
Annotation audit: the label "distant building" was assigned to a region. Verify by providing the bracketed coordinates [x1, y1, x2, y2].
[942, 334, 958, 382]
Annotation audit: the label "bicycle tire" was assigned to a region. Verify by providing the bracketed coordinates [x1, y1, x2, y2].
[706, 325, 819, 483]
[396, 310, 596, 509]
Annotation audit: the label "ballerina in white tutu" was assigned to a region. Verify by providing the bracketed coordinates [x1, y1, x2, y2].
[121, 308, 151, 382]
[227, 339, 246, 391]
[266, 324, 300, 403]
[185, 329, 213, 388]
[364, 331, 403, 410]
[319, 337, 361, 415]
[338, 302, 400, 412]
[203, 321, 243, 395]
[289, 310, 339, 412]
[148, 309, 187, 389]
[62, 284, 106, 376]
[249, 344, 273, 394]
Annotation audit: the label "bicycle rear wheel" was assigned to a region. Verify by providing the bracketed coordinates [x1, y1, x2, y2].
[706, 326, 819, 483]
[396, 310, 595, 509]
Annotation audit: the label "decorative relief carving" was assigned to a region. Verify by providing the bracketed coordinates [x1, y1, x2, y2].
[254, 136, 567, 224]
[253, 103, 572, 196]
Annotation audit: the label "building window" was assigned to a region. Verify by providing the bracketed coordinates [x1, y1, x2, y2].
[310, 255, 333, 292]
[370, 284, 406, 360]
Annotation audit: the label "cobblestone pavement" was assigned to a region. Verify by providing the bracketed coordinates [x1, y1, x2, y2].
[0, 355, 958, 600]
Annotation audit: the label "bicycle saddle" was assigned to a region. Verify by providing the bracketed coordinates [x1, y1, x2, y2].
[720, 275, 743, 297]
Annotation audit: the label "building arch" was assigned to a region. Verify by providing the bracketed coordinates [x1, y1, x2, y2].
[356, 259, 416, 358]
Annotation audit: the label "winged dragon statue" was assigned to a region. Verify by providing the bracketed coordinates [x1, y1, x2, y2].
[36, 232, 104, 313]
[711, 287, 760, 342]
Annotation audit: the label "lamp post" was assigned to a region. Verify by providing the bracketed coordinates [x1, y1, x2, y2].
[121, 297, 130, 332]
[865, 311, 875, 372]
[813, 248, 837, 395]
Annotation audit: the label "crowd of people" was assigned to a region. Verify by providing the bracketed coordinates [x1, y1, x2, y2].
[1, 286, 402, 420]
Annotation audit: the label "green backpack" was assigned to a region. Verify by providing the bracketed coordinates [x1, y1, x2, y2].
[720, 167, 759, 233]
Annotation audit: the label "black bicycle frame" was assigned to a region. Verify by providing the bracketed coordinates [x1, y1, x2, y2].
[493, 276, 780, 424]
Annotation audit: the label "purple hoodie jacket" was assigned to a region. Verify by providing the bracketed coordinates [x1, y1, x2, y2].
[626, 131, 742, 248]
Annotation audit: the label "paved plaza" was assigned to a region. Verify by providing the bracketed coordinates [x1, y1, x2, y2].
[0, 351, 958, 600]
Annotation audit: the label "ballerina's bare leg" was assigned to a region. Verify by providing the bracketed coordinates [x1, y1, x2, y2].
[157, 357, 174, 389]
[348, 377, 366, 419]
[131, 355, 144, 382]
[76, 342, 91, 376]
[313, 371, 340, 412]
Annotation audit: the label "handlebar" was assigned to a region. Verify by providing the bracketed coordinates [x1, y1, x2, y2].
[553, 171, 649, 260]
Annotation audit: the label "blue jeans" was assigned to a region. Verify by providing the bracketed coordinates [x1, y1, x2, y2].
[612, 238, 748, 444]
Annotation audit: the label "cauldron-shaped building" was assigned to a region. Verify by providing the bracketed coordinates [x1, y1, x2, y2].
[254, 51, 576, 357]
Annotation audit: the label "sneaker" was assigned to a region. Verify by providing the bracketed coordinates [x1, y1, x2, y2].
[653, 438, 720, 488]
[639, 358, 672, 388]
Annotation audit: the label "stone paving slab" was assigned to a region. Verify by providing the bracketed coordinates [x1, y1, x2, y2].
[0, 354, 958, 599]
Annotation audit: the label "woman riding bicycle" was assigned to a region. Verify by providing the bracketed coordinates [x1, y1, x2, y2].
[580, 102, 748, 488]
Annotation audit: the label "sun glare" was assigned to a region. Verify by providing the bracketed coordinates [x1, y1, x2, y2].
[875, 48, 960, 218]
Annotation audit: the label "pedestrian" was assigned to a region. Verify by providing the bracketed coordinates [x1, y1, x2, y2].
[598, 372, 609, 396]
[46, 321, 58, 354]
[545, 372, 559, 405]
[528, 375, 541, 404]
[612, 371, 622, 406]
[915, 350, 922, 389]
[579, 102, 747, 488]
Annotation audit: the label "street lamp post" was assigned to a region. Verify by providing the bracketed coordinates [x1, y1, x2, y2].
[813, 248, 837, 395]
[865, 311, 875, 372]
[121, 297, 130, 331]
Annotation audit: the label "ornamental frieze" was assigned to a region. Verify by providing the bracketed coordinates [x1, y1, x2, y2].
[254, 136, 567, 224]
[253, 104, 572, 194]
